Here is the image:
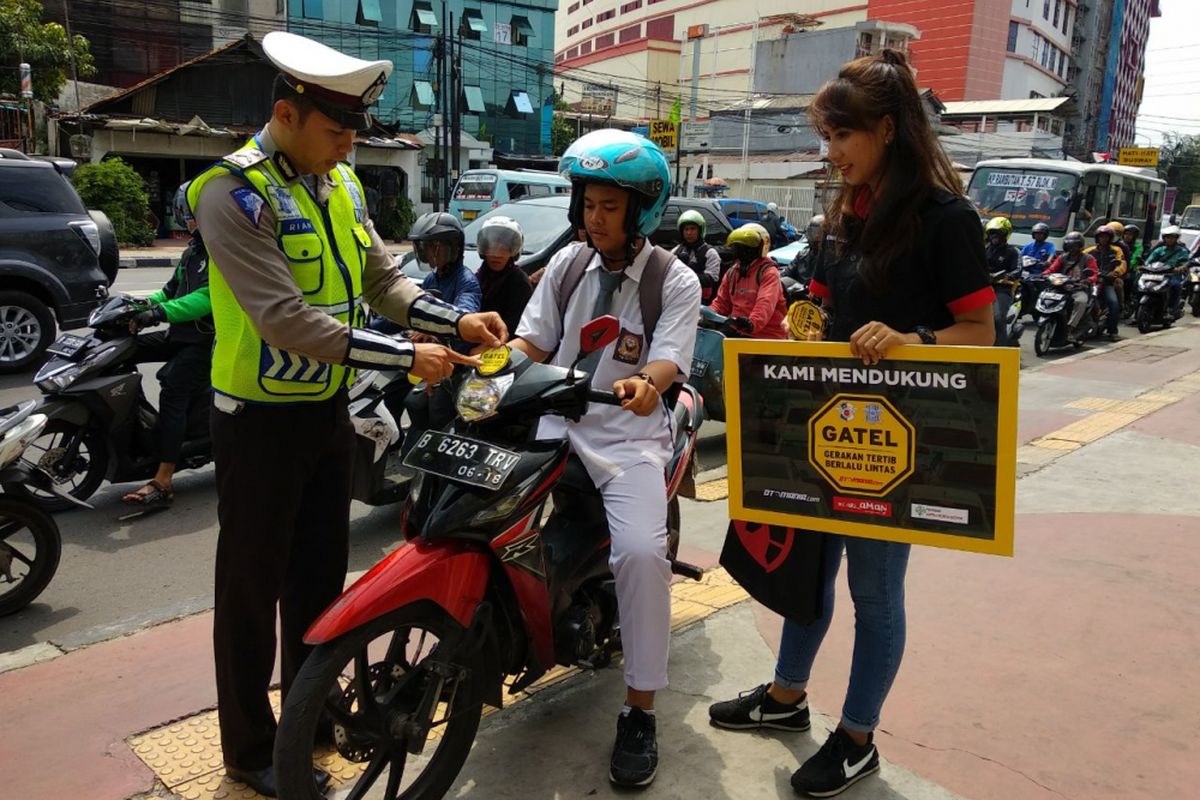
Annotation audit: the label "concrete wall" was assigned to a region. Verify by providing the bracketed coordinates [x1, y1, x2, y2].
[940, 128, 1064, 167]
[753, 28, 856, 96]
[710, 112, 820, 155]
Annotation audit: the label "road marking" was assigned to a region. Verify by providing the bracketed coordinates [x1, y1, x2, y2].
[129, 569, 750, 799]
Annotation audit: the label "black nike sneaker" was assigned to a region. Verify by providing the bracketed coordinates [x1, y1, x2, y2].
[610, 707, 658, 787]
[791, 728, 880, 797]
[708, 683, 811, 732]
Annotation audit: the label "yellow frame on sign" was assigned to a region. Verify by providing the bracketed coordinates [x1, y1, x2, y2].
[724, 339, 1020, 556]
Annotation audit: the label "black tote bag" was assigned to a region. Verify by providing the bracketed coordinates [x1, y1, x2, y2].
[720, 520, 825, 625]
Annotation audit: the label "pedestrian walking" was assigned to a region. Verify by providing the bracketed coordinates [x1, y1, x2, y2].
[707, 48, 995, 798]
[187, 31, 505, 798]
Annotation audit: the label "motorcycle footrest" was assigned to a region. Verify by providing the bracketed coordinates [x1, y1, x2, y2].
[669, 559, 704, 581]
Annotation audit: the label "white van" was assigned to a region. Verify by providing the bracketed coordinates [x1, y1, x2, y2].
[448, 169, 571, 222]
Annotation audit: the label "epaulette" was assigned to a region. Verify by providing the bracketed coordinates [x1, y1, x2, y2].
[222, 148, 269, 170]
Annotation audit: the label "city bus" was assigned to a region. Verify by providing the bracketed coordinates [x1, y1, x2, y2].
[966, 158, 1166, 249]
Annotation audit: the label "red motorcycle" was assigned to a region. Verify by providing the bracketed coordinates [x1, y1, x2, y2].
[274, 316, 705, 800]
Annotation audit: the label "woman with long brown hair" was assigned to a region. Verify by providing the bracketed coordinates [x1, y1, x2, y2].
[708, 49, 995, 798]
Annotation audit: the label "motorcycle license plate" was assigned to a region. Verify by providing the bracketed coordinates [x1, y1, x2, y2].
[403, 431, 520, 491]
[47, 333, 88, 359]
[690, 358, 709, 378]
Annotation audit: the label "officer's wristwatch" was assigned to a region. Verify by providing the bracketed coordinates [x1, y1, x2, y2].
[914, 326, 937, 345]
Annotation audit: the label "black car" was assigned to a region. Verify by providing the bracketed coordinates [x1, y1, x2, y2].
[653, 197, 736, 251]
[0, 150, 117, 371]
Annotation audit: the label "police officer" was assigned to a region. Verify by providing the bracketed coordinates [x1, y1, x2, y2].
[188, 31, 505, 797]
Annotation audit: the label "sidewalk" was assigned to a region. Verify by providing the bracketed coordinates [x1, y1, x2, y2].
[1, 321, 1198, 800]
[118, 239, 412, 269]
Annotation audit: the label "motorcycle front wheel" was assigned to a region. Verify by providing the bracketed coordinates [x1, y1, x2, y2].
[0, 496, 62, 616]
[13, 421, 109, 512]
[1136, 306, 1153, 334]
[274, 603, 485, 800]
[1191, 294, 1200, 317]
[1034, 320, 1055, 357]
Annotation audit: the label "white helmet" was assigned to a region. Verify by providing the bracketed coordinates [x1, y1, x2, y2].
[1162, 225, 1181, 238]
[740, 222, 772, 257]
[767, 202, 778, 213]
[476, 215, 524, 258]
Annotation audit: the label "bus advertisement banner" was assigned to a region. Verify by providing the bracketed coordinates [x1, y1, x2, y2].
[724, 340, 1019, 556]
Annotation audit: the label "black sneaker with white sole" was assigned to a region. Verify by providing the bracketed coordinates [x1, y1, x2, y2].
[609, 707, 658, 787]
[790, 728, 880, 798]
[708, 683, 811, 732]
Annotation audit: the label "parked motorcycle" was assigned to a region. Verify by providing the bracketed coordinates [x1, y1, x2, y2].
[691, 305, 748, 423]
[348, 366, 414, 506]
[1031, 274, 1104, 356]
[25, 297, 211, 511]
[272, 316, 705, 800]
[992, 266, 1024, 346]
[0, 401, 89, 616]
[1134, 261, 1185, 333]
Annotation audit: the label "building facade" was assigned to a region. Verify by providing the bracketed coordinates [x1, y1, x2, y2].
[1002, 0, 1073, 100]
[289, 0, 557, 156]
[939, 97, 1071, 167]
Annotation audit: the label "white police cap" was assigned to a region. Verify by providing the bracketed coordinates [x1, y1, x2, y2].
[262, 31, 393, 131]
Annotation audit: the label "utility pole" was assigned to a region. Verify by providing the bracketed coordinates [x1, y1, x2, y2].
[450, 13, 461, 193]
[432, 29, 443, 212]
[686, 28, 703, 197]
[61, 1, 82, 113]
[656, 83, 662, 118]
[441, 2, 452, 210]
[739, 17, 759, 195]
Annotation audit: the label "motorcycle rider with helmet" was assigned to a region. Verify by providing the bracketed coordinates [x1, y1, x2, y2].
[984, 217, 1021, 345]
[474, 215, 533, 335]
[712, 226, 788, 339]
[784, 214, 827, 284]
[1020, 221, 1056, 266]
[1120, 224, 1144, 317]
[1145, 225, 1191, 313]
[1043, 231, 1099, 334]
[1084, 224, 1126, 340]
[507, 129, 701, 787]
[121, 183, 214, 509]
[671, 209, 721, 304]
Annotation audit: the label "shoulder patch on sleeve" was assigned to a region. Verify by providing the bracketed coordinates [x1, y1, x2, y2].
[222, 148, 269, 170]
[230, 187, 265, 228]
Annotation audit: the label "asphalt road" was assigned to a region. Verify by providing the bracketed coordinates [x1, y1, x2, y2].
[0, 267, 1115, 656]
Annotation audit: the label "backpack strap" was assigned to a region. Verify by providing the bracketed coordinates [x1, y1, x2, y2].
[639, 246, 675, 347]
[555, 244, 597, 334]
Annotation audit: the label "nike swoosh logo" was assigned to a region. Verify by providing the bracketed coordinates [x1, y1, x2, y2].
[843, 749, 875, 779]
[753, 709, 801, 721]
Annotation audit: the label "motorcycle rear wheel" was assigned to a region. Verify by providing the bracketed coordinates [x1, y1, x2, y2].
[274, 603, 484, 800]
[1034, 320, 1055, 357]
[1192, 295, 1200, 317]
[0, 496, 62, 616]
[11, 421, 109, 513]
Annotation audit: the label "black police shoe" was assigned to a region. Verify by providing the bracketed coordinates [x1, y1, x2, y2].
[609, 707, 658, 787]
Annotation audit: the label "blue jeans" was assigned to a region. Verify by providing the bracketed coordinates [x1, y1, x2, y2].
[1101, 284, 1120, 334]
[774, 535, 911, 733]
[1167, 274, 1183, 310]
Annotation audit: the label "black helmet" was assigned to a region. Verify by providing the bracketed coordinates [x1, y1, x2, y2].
[1031, 222, 1049, 238]
[1063, 231, 1084, 252]
[409, 211, 465, 265]
[1124, 224, 1140, 237]
[173, 182, 194, 231]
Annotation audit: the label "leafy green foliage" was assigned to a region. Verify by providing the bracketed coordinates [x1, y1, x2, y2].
[551, 91, 574, 157]
[1158, 134, 1200, 214]
[72, 158, 155, 246]
[376, 195, 417, 241]
[0, 0, 95, 101]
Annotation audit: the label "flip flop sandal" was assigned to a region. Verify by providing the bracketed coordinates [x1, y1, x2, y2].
[122, 480, 175, 508]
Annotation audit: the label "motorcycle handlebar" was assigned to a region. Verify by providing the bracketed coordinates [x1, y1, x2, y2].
[587, 389, 623, 407]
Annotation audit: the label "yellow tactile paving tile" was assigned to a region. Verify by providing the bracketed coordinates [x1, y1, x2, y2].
[131, 568, 750, 799]
[1027, 437, 1083, 451]
[1136, 391, 1185, 404]
[1033, 410, 1141, 445]
[1065, 397, 1169, 415]
[694, 477, 729, 501]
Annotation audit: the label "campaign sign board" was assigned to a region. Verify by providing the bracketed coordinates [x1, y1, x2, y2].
[725, 340, 1019, 556]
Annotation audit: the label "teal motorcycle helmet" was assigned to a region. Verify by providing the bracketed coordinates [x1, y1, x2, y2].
[559, 129, 671, 245]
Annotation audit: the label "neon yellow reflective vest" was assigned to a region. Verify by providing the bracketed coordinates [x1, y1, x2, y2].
[188, 143, 371, 403]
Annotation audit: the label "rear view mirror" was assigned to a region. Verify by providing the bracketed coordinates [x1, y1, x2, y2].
[579, 315, 620, 355]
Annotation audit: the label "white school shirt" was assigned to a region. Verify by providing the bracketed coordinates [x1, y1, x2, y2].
[516, 240, 701, 485]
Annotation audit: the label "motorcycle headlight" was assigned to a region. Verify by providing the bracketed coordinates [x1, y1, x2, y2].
[36, 362, 86, 392]
[1049, 274, 1067, 286]
[455, 374, 514, 423]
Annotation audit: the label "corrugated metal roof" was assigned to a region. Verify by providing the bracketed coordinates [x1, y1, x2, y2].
[941, 97, 1071, 116]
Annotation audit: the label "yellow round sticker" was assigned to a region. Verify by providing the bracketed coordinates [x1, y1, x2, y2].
[787, 300, 826, 340]
[478, 345, 512, 376]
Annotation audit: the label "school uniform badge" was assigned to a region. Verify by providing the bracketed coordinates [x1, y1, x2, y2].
[613, 328, 643, 364]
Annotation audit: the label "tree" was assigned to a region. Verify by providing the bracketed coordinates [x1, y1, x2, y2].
[73, 158, 155, 246]
[551, 91, 574, 157]
[1158, 133, 1200, 214]
[0, 0, 94, 101]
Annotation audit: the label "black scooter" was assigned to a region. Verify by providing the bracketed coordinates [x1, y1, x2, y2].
[27, 297, 211, 512]
[1031, 273, 1103, 356]
[1134, 261, 1186, 333]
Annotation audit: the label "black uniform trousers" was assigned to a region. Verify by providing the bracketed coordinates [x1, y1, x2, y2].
[211, 391, 354, 770]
